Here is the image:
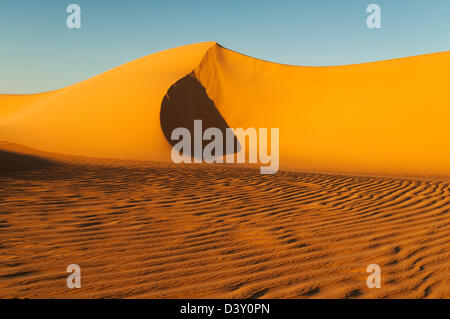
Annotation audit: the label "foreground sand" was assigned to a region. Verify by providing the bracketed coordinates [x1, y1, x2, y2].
[0, 144, 448, 299]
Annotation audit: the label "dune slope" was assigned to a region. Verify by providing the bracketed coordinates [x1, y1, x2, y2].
[0, 42, 216, 162]
[1, 42, 450, 177]
[194, 45, 450, 177]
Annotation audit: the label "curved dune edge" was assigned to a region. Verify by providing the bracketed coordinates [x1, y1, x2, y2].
[193, 45, 450, 178]
[1, 42, 450, 178]
[0, 41, 217, 163]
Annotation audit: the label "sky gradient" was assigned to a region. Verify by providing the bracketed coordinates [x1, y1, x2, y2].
[2, 0, 450, 93]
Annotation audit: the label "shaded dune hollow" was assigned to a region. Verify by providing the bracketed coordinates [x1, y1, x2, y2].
[0, 149, 56, 174]
[160, 73, 240, 159]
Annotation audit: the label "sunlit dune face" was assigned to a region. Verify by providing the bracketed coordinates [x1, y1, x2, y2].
[1, 42, 450, 177]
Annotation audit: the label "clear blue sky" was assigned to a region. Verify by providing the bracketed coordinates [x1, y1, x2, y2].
[2, 0, 450, 93]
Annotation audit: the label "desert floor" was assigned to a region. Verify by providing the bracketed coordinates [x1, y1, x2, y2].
[0, 144, 449, 299]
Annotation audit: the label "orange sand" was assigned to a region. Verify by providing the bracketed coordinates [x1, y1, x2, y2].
[0, 143, 449, 298]
[2, 42, 450, 177]
[1, 43, 450, 298]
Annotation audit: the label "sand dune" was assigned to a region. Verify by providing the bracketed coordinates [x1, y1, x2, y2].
[2, 42, 450, 177]
[194, 44, 450, 177]
[0, 42, 215, 162]
[1, 43, 450, 298]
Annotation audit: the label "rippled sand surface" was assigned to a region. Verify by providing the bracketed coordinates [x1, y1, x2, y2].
[1, 144, 448, 298]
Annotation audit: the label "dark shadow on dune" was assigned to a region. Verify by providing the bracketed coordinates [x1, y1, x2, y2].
[0, 150, 56, 175]
[160, 73, 240, 159]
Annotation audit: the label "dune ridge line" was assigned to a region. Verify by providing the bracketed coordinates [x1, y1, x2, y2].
[1, 42, 450, 178]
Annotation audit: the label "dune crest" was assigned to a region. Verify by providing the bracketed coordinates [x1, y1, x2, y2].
[2, 42, 450, 177]
[193, 44, 450, 177]
[0, 42, 216, 162]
